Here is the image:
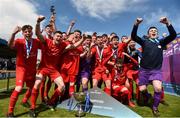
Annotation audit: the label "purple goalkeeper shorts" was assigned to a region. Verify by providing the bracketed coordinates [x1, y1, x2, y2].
[138, 67, 163, 86]
[80, 70, 90, 79]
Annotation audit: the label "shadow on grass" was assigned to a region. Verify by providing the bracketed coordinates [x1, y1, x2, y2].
[15, 110, 29, 117]
[35, 103, 50, 114]
[15, 103, 49, 117]
[0, 88, 27, 99]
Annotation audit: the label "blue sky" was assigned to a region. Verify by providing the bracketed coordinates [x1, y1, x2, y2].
[0, 0, 180, 39]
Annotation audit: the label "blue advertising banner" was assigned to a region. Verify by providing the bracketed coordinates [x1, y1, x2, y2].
[162, 36, 180, 96]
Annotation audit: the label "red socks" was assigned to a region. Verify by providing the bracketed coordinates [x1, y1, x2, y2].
[22, 89, 31, 103]
[30, 88, 39, 109]
[104, 87, 111, 95]
[40, 79, 45, 102]
[123, 90, 131, 101]
[69, 85, 75, 97]
[129, 81, 133, 100]
[112, 87, 121, 97]
[8, 90, 20, 113]
[48, 89, 62, 106]
[136, 85, 140, 100]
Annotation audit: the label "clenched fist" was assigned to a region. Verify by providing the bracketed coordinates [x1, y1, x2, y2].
[37, 15, 45, 23]
[160, 17, 170, 26]
[135, 18, 143, 26]
[13, 26, 21, 34]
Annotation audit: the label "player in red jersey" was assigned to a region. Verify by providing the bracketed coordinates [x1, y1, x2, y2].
[125, 40, 141, 101]
[29, 16, 85, 117]
[107, 36, 131, 84]
[39, 14, 56, 104]
[59, 30, 84, 97]
[110, 51, 137, 107]
[88, 33, 97, 89]
[107, 36, 134, 107]
[108, 32, 117, 45]
[102, 34, 109, 46]
[111, 67, 134, 107]
[7, 25, 40, 117]
[90, 36, 112, 95]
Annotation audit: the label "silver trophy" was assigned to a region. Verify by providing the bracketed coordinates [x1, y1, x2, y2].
[73, 92, 86, 117]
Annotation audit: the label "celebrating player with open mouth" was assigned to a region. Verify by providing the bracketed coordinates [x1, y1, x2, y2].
[131, 17, 177, 117]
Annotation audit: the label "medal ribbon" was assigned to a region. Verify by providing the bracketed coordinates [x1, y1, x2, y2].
[96, 46, 104, 62]
[149, 38, 162, 48]
[149, 38, 159, 44]
[25, 39, 33, 58]
[112, 48, 118, 60]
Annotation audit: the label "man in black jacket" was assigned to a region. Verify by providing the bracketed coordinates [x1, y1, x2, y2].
[131, 17, 177, 116]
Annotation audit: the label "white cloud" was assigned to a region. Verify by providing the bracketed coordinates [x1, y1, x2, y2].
[83, 31, 94, 35]
[143, 8, 180, 33]
[143, 9, 169, 25]
[70, 0, 148, 20]
[0, 0, 39, 40]
[58, 16, 70, 26]
[83, 31, 104, 36]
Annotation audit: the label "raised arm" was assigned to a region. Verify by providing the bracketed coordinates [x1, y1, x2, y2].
[49, 14, 56, 33]
[131, 18, 144, 45]
[159, 17, 177, 46]
[36, 15, 46, 43]
[66, 20, 75, 36]
[64, 34, 86, 52]
[8, 26, 21, 49]
[80, 50, 88, 58]
[122, 52, 139, 66]
[80, 46, 90, 58]
[73, 34, 86, 47]
[86, 44, 95, 59]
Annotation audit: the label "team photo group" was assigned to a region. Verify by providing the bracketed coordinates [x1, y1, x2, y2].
[5, 5, 178, 117]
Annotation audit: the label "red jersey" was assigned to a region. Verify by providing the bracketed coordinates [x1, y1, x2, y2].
[14, 38, 40, 71]
[60, 41, 83, 75]
[112, 69, 127, 86]
[41, 38, 67, 69]
[107, 43, 127, 71]
[38, 36, 53, 69]
[124, 57, 138, 70]
[117, 42, 128, 58]
[91, 45, 112, 72]
[109, 43, 128, 64]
